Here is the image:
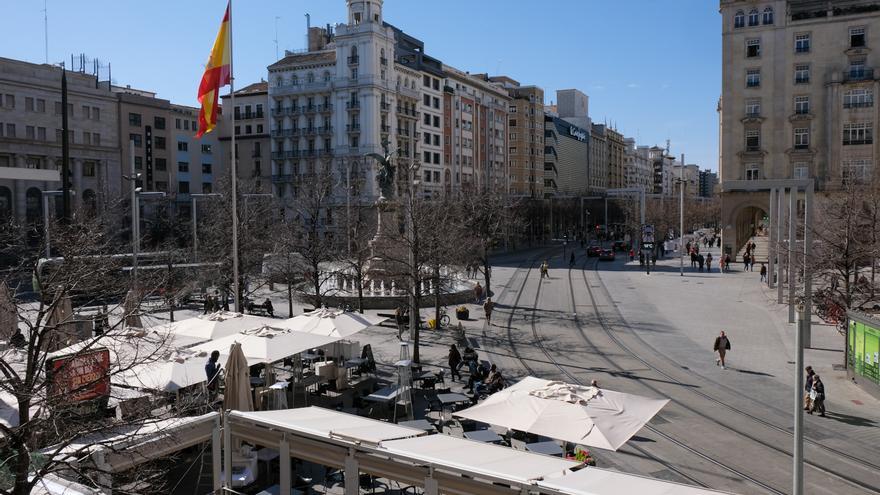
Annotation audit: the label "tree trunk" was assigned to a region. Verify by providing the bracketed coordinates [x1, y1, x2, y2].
[312, 264, 322, 309]
[357, 268, 364, 314]
[482, 245, 491, 296]
[288, 283, 293, 317]
[434, 264, 441, 328]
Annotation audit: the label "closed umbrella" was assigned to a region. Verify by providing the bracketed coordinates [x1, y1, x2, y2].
[283, 308, 386, 338]
[224, 342, 253, 411]
[455, 376, 668, 451]
[123, 289, 142, 329]
[0, 283, 17, 341]
[45, 291, 75, 351]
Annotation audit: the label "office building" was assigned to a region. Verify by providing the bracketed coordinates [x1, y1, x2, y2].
[606, 127, 626, 190]
[544, 115, 589, 196]
[219, 81, 271, 192]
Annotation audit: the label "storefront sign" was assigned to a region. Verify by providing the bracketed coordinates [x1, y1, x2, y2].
[46, 348, 110, 404]
[569, 126, 586, 141]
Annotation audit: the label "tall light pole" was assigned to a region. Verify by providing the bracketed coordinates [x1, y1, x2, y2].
[122, 141, 140, 282]
[679, 153, 685, 276]
[401, 157, 421, 362]
[793, 300, 805, 495]
[191, 193, 222, 261]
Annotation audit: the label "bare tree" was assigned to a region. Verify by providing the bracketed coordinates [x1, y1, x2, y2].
[458, 189, 522, 296]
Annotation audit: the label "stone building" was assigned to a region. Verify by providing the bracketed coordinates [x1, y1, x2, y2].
[624, 139, 653, 192]
[606, 127, 626, 190]
[590, 123, 609, 193]
[720, 0, 880, 251]
[219, 81, 271, 195]
[0, 57, 120, 221]
[114, 86, 175, 195]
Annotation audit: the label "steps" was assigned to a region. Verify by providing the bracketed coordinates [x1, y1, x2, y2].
[737, 235, 769, 263]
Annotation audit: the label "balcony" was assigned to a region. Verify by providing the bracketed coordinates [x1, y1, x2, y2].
[380, 57, 388, 66]
[271, 129, 296, 138]
[843, 68, 874, 82]
[304, 105, 317, 114]
[301, 149, 317, 158]
[272, 174, 293, 184]
[380, 102, 391, 111]
[271, 151, 285, 160]
[317, 104, 333, 112]
[318, 126, 333, 135]
[303, 127, 318, 136]
[348, 55, 359, 65]
[381, 125, 391, 133]
[346, 101, 360, 110]
[346, 124, 361, 132]
[317, 149, 333, 158]
[397, 127, 410, 136]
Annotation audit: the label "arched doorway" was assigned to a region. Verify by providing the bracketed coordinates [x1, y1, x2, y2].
[734, 205, 767, 251]
[0, 186, 12, 219]
[25, 187, 42, 224]
[82, 189, 97, 218]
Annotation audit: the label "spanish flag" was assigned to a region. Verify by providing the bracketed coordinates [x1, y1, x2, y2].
[196, 2, 232, 137]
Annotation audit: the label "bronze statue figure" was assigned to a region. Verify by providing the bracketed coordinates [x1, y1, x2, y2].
[366, 139, 397, 199]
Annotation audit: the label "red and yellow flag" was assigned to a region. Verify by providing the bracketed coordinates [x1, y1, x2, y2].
[196, 2, 232, 137]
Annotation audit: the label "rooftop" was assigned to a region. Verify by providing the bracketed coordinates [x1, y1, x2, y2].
[268, 50, 336, 70]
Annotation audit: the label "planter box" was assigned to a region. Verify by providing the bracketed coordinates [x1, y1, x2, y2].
[456, 308, 470, 320]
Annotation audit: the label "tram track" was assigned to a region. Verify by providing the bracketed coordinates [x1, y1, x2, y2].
[572, 257, 880, 494]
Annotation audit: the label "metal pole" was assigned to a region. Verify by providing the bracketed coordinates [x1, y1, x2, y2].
[788, 188, 797, 323]
[777, 188, 785, 304]
[604, 197, 608, 245]
[768, 188, 776, 288]
[793, 302, 805, 495]
[679, 156, 684, 277]
[803, 182, 813, 347]
[61, 66, 70, 223]
[192, 196, 198, 261]
[346, 159, 351, 255]
[43, 194, 50, 258]
[130, 141, 138, 282]
[640, 189, 645, 226]
[229, 0, 240, 313]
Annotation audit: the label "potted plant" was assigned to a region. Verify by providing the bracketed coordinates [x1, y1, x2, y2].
[455, 305, 469, 320]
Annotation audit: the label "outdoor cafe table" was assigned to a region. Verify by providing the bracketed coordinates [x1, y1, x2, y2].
[436, 393, 469, 406]
[255, 485, 304, 495]
[526, 440, 564, 456]
[364, 385, 402, 404]
[398, 419, 435, 433]
[464, 429, 503, 443]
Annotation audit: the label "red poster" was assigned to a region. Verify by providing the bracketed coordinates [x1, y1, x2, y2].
[47, 348, 111, 403]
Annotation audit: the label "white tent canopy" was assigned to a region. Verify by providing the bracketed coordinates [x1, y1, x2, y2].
[157, 312, 278, 344]
[115, 347, 209, 392]
[455, 377, 668, 451]
[282, 308, 386, 338]
[380, 434, 578, 484]
[537, 464, 729, 495]
[190, 325, 339, 364]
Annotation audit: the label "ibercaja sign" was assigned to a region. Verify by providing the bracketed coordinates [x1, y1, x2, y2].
[46, 348, 111, 404]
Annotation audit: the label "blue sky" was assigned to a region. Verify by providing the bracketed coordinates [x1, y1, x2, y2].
[4, 0, 720, 170]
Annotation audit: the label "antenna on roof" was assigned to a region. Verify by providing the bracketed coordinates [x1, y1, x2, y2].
[274, 16, 281, 60]
[305, 13, 310, 50]
[42, 0, 49, 64]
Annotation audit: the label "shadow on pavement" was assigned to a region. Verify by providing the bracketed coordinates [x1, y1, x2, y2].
[823, 410, 878, 427]
[732, 368, 775, 377]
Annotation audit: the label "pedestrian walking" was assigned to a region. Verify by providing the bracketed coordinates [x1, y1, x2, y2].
[448, 344, 462, 381]
[760, 263, 767, 282]
[540, 260, 549, 279]
[713, 330, 731, 369]
[809, 375, 826, 416]
[706, 252, 713, 272]
[698, 254, 705, 272]
[483, 297, 495, 326]
[474, 282, 484, 303]
[724, 254, 732, 272]
[743, 253, 751, 272]
[803, 366, 815, 411]
[569, 251, 575, 267]
[719, 256, 725, 273]
[717, 237, 721, 248]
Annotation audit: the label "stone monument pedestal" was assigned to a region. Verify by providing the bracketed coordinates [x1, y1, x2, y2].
[365, 196, 406, 284]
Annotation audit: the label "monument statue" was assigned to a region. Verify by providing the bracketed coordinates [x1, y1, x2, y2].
[366, 139, 397, 200]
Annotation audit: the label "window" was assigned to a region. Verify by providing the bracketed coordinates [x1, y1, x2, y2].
[93, 133, 100, 146]
[257, 124, 263, 133]
[178, 162, 189, 172]
[734, 10, 745, 28]
[844, 89, 874, 108]
[795, 65, 810, 84]
[745, 99, 761, 116]
[433, 97, 440, 109]
[134, 156, 142, 170]
[851, 27, 866, 48]
[154, 136, 166, 149]
[202, 163, 212, 174]
[201, 144, 212, 154]
[793, 163, 809, 179]
[795, 96, 810, 114]
[745, 129, 760, 151]
[794, 127, 810, 149]
[203, 183, 213, 193]
[36, 99, 45, 113]
[177, 141, 188, 151]
[350, 136, 359, 148]
[175, 118, 182, 129]
[4, 95, 13, 108]
[843, 122, 873, 145]
[433, 135, 440, 146]
[763, 7, 774, 25]
[184, 120, 190, 130]
[848, 59, 868, 80]
[746, 69, 761, 87]
[245, 125, 252, 134]
[745, 165, 760, 180]
[423, 75, 431, 87]
[748, 9, 759, 26]
[26, 126, 34, 140]
[129, 133, 142, 147]
[155, 158, 167, 171]
[37, 127, 46, 140]
[92, 106, 100, 121]
[82, 105, 91, 119]
[746, 39, 761, 58]
[25, 97, 34, 111]
[154, 116, 166, 129]
[424, 113, 431, 126]
[433, 115, 440, 127]
[83, 162, 96, 177]
[424, 132, 431, 145]
[843, 159, 871, 181]
[178, 181, 190, 194]
[350, 68, 358, 80]
[795, 34, 811, 53]
[128, 113, 142, 126]
[424, 170, 432, 182]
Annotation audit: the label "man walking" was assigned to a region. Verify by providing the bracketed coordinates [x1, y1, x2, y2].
[474, 282, 484, 303]
[809, 374, 826, 416]
[803, 366, 815, 411]
[760, 263, 767, 282]
[713, 330, 731, 369]
[483, 297, 495, 326]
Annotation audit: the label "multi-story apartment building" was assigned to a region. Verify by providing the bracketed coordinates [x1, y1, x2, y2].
[486, 76, 544, 198]
[700, 169, 719, 197]
[672, 163, 701, 197]
[0, 58, 120, 221]
[443, 66, 510, 193]
[624, 139, 653, 192]
[115, 87, 175, 195]
[219, 81, 270, 193]
[171, 104, 220, 215]
[720, 0, 880, 251]
[589, 123, 609, 193]
[544, 114, 589, 195]
[606, 127, 626, 190]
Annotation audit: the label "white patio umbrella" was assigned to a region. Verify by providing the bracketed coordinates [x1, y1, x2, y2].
[156, 311, 277, 344]
[115, 348, 210, 392]
[0, 283, 17, 341]
[282, 308, 386, 338]
[122, 289, 142, 329]
[224, 342, 253, 411]
[45, 291, 76, 351]
[454, 376, 669, 451]
[191, 325, 339, 364]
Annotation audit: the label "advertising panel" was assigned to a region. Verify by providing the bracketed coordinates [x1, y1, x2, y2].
[46, 348, 111, 404]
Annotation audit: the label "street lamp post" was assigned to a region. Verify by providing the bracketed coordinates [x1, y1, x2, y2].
[191, 193, 222, 261]
[41, 190, 66, 258]
[679, 153, 685, 276]
[132, 190, 166, 281]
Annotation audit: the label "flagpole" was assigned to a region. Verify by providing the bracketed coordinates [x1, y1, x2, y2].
[228, 0, 240, 313]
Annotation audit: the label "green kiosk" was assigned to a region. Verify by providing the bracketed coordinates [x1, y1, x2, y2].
[846, 311, 880, 398]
